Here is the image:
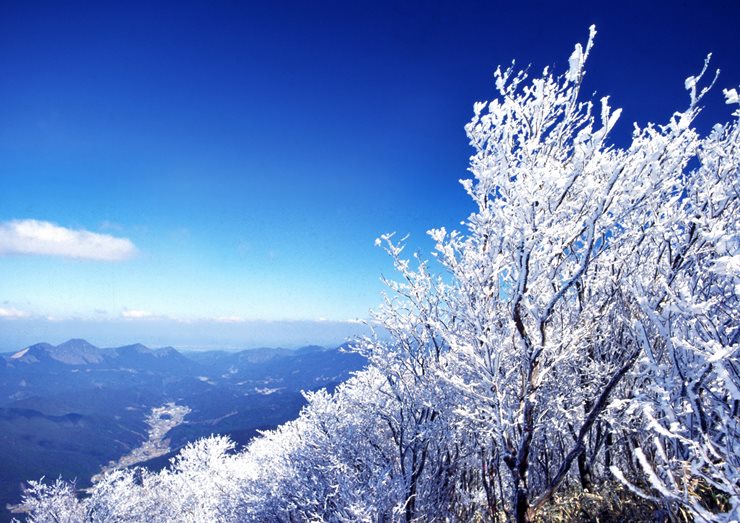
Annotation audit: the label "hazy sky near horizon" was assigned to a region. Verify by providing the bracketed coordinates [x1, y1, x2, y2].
[1, 1, 738, 348]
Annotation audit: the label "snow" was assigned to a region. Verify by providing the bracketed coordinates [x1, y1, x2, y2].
[724, 87, 739, 104]
[10, 347, 29, 359]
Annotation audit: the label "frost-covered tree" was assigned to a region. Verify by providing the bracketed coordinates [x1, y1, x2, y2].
[363, 26, 739, 521]
[16, 27, 739, 523]
[16, 436, 247, 523]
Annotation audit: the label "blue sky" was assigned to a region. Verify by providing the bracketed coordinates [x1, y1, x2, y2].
[0, 1, 738, 349]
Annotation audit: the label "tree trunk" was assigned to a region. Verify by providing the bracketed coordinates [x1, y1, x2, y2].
[514, 486, 532, 523]
[577, 451, 593, 490]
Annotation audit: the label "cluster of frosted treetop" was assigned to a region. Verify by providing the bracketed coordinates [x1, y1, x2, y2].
[19, 27, 739, 522]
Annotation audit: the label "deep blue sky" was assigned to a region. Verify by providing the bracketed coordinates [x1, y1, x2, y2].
[0, 1, 738, 349]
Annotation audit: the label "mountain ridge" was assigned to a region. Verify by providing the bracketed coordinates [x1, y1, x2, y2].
[0, 338, 367, 521]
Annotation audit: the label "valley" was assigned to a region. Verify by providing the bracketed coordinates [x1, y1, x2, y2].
[0, 339, 366, 522]
[94, 402, 191, 481]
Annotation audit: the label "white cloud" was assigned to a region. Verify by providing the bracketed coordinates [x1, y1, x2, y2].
[213, 316, 245, 323]
[0, 219, 137, 261]
[0, 307, 31, 319]
[121, 309, 153, 319]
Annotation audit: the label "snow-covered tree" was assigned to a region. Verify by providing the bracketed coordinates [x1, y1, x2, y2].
[16, 27, 739, 523]
[363, 25, 738, 521]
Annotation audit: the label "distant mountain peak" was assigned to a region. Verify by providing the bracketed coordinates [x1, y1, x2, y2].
[6, 343, 55, 364]
[295, 345, 327, 355]
[58, 338, 96, 348]
[51, 339, 104, 365]
[115, 343, 150, 352]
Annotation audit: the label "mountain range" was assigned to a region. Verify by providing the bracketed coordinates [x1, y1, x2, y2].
[0, 339, 366, 522]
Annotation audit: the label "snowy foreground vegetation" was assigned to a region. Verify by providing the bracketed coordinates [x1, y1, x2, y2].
[18, 28, 739, 522]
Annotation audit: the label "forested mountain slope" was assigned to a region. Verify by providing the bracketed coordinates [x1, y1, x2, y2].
[1, 341, 365, 522]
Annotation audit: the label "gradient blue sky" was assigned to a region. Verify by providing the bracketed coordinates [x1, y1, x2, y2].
[0, 1, 738, 349]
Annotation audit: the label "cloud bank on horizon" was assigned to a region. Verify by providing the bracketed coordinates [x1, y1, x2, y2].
[121, 309, 155, 319]
[0, 307, 31, 319]
[0, 219, 137, 261]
